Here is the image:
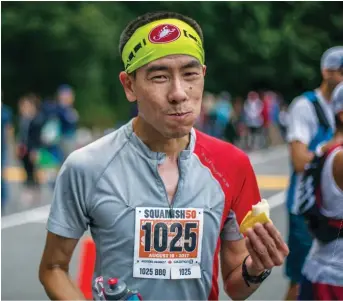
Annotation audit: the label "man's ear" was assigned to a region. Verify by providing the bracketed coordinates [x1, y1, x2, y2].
[202, 65, 207, 77]
[119, 71, 136, 102]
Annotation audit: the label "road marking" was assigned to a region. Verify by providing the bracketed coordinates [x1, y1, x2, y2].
[1, 204, 51, 229]
[3, 165, 289, 190]
[2, 167, 50, 183]
[268, 190, 286, 208]
[257, 175, 288, 190]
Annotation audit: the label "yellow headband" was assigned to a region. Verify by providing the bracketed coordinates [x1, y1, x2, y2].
[122, 18, 205, 74]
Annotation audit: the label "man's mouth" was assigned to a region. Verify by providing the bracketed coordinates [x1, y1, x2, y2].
[168, 112, 190, 116]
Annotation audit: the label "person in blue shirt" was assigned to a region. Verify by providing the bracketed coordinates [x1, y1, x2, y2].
[56, 85, 79, 159]
[16, 94, 41, 189]
[1, 99, 13, 211]
[211, 91, 232, 139]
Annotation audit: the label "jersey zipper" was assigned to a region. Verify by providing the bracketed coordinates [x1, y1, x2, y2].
[155, 156, 182, 218]
[170, 156, 183, 217]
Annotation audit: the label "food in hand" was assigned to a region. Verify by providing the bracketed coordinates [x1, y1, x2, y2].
[239, 199, 272, 234]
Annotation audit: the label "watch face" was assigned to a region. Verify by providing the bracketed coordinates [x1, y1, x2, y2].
[259, 269, 271, 282]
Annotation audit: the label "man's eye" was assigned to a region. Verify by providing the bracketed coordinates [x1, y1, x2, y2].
[151, 75, 167, 80]
[185, 72, 199, 77]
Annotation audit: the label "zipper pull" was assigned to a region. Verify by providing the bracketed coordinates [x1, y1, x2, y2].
[169, 208, 174, 219]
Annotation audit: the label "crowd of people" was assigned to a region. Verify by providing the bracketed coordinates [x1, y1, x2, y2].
[195, 89, 288, 150]
[1, 85, 79, 212]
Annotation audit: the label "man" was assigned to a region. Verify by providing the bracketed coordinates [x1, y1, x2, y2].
[211, 91, 232, 140]
[16, 94, 41, 203]
[56, 84, 79, 159]
[39, 12, 289, 301]
[1, 97, 13, 212]
[243, 91, 264, 150]
[297, 81, 343, 300]
[284, 46, 343, 300]
[17, 95, 38, 187]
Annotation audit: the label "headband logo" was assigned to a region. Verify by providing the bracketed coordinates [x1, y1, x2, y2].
[148, 24, 181, 44]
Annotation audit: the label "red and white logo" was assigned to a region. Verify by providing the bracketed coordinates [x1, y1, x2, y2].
[148, 24, 181, 44]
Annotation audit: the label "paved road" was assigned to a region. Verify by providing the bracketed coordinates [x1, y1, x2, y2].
[1, 144, 290, 300]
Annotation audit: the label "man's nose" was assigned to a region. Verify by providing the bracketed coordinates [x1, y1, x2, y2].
[167, 78, 188, 103]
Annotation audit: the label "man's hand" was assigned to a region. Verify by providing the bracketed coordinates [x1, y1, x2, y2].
[245, 222, 289, 276]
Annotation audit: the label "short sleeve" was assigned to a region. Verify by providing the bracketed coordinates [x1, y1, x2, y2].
[47, 154, 90, 239]
[221, 156, 261, 241]
[286, 97, 314, 145]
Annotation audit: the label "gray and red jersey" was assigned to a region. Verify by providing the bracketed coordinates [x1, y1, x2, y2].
[47, 119, 260, 300]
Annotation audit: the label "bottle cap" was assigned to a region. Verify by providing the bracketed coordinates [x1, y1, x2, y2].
[108, 278, 118, 289]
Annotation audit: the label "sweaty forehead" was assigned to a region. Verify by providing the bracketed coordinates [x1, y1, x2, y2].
[142, 55, 202, 72]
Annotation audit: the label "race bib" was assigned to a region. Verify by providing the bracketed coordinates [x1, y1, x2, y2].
[133, 207, 204, 279]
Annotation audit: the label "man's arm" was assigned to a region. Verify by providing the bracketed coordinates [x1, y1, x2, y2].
[289, 141, 314, 173]
[39, 232, 85, 300]
[221, 155, 289, 300]
[286, 98, 315, 173]
[38, 151, 91, 300]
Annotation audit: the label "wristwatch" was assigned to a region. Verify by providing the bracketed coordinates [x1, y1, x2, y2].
[242, 255, 271, 287]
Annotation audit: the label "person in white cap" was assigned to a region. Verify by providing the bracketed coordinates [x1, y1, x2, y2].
[297, 81, 343, 300]
[284, 46, 343, 300]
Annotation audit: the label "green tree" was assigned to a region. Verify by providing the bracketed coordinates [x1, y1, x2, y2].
[2, 2, 343, 128]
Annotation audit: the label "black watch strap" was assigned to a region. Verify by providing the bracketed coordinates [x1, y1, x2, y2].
[242, 255, 271, 287]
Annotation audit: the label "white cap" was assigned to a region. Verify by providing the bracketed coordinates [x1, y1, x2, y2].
[332, 81, 343, 115]
[321, 46, 343, 71]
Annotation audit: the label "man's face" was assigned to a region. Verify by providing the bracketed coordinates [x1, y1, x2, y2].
[120, 55, 206, 139]
[323, 68, 343, 91]
[58, 90, 74, 107]
[19, 99, 36, 117]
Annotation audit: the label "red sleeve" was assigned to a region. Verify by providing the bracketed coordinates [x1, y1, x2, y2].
[231, 155, 261, 226]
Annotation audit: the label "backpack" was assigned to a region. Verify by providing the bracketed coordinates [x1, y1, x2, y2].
[303, 91, 333, 149]
[298, 143, 343, 244]
[39, 101, 62, 146]
[286, 91, 334, 212]
[40, 117, 62, 146]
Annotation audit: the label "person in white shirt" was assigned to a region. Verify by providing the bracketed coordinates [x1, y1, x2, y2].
[243, 91, 264, 149]
[297, 81, 343, 300]
[284, 46, 343, 300]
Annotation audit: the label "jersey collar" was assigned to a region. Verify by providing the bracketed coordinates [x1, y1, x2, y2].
[124, 118, 196, 163]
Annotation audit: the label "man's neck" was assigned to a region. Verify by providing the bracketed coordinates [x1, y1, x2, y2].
[319, 82, 332, 102]
[133, 117, 190, 159]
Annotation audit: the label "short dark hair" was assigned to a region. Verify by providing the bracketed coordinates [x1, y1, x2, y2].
[119, 11, 204, 56]
[19, 93, 40, 108]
